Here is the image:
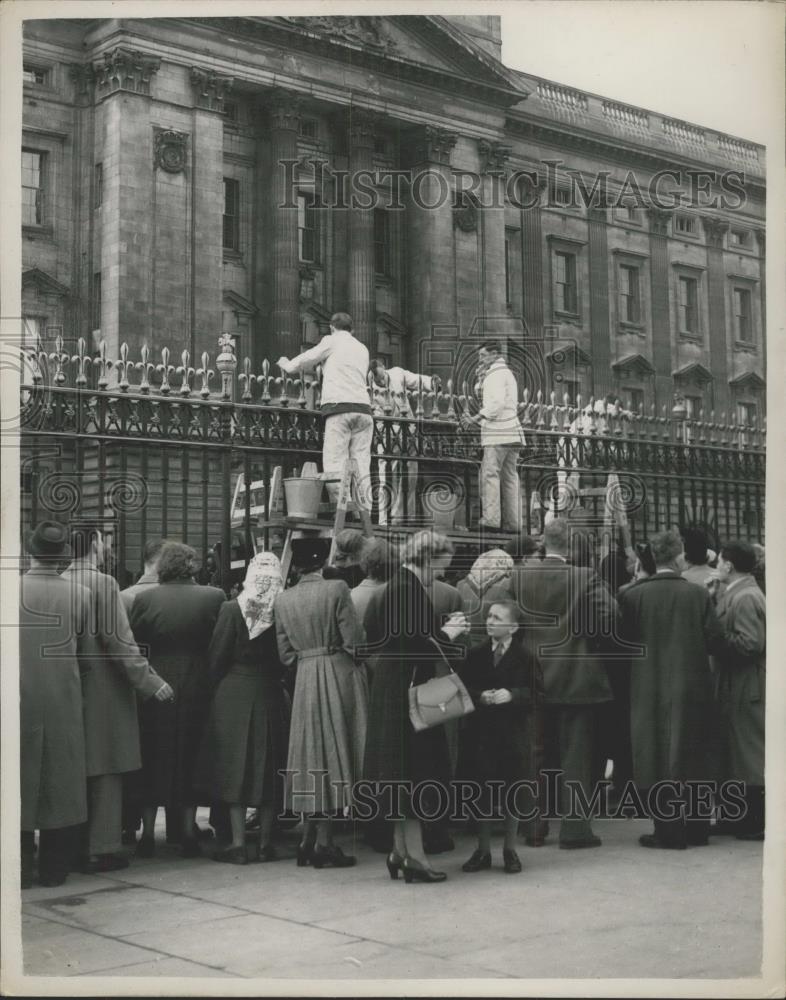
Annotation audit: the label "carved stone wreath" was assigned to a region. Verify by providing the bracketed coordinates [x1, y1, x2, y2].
[154, 129, 188, 173]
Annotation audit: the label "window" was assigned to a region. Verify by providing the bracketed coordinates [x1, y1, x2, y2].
[619, 264, 641, 324]
[94, 163, 103, 209]
[21, 149, 44, 226]
[678, 276, 699, 335]
[729, 228, 751, 249]
[298, 192, 321, 264]
[737, 402, 758, 426]
[223, 100, 238, 122]
[23, 64, 47, 85]
[374, 209, 391, 277]
[374, 135, 388, 155]
[21, 316, 44, 349]
[554, 252, 577, 313]
[733, 287, 752, 342]
[561, 378, 580, 404]
[675, 215, 696, 236]
[298, 119, 318, 139]
[91, 272, 102, 332]
[684, 394, 702, 419]
[623, 205, 639, 223]
[222, 178, 240, 252]
[625, 387, 644, 413]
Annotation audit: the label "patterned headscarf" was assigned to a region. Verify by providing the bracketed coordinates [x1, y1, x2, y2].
[467, 548, 514, 595]
[236, 552, 284, 640]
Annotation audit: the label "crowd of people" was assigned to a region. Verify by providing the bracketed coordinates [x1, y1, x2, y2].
[20, 514, 765, 889]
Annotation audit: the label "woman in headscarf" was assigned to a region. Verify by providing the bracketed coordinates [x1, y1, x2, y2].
[456, 548, 514, 644]
[194, 553, 287, 865]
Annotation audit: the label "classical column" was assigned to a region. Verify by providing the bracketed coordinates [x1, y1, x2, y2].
[587, 207, 612, 398]
[477, 139, 512, 326]
[646, 207, 674, 408]
[267, 89, 302, 358]
[703, 216, 730, 415]
[347, 108, 378, 348]
[520, 176, 545, 342]
[402, 125, 458, 371]
[754, 228, 766, 372]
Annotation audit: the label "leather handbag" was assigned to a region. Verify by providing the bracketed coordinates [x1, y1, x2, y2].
[408, 640, 475, 732]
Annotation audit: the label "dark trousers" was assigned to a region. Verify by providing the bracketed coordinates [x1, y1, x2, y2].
[543, 704, 600, 844]
[649, 783, 710, 846]
[720, 784, 765, 837]
[22, 827, 79, 883]
[593, 666, 633, 791]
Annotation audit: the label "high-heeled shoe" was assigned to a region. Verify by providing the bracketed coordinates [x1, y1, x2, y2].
[386, 850, 405, 880]
[311, 844, 356, 869]
[401, 856, 447, 884]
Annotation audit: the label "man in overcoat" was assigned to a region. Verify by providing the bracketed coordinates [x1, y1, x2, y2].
[20, 522, 90, 888]
[712, 540, 766, 840]
[505, 517, 618, 848]
[61, 524, 173, 873]
[619, 529, 725, 849]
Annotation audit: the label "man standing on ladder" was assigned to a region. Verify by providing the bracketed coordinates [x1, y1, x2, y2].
[278, 312, 373, 510]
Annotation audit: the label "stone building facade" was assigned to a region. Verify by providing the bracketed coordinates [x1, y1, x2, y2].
[21, 14, 766, 421]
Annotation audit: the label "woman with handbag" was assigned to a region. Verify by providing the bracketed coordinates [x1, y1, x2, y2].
[363, 530, 470, 884]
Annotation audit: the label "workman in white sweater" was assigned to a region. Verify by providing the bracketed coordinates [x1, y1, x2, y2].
[278, 312, 373, 509]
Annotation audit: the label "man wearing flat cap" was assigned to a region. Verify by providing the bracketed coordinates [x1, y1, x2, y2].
[19, 522, 90, 887]
[61, 522, 174, 874]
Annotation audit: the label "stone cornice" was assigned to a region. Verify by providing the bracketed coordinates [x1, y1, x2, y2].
[504, 115, 766, 202]
[183, 17, 527, 108]
[646, 206, 672, 236]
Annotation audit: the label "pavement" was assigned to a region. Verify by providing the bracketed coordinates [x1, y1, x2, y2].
[18, 813, 763, 983]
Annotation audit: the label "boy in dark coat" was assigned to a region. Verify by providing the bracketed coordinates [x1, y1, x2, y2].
[458, 600, 543, 874]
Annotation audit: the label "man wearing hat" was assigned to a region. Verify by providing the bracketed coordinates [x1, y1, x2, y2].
[19, 522, 90, 887]
[61, 522, 173, 874]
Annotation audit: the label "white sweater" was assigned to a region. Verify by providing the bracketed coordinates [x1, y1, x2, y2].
[280, 331, 371, 410]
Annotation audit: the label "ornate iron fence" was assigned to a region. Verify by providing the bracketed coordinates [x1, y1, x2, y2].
[19, 334, 766, 588]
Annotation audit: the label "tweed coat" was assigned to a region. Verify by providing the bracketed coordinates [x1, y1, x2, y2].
[129, 580, 226, 805]
[363, 567, 462, 803]
[274, 573, 368, 814]
[619, 572, 725, 787]
[506, 556, 616, 705]
[19, 568, 90, 830]
[712, 575, 766, 786]
[193, 600, 287, 805]
[60, 559, 165, 776]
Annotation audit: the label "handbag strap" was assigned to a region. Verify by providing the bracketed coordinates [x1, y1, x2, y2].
[409, 637, 456, 688]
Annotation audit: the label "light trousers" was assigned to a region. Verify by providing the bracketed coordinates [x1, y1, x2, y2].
[323, 412, 374, 508]
[479, 445, 521, 530]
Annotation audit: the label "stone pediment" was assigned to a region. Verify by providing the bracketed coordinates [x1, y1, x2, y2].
[612, 353, 655, 377]
[196, 16, 527, 106]
[729, 370, 765, 390]
[22, 268, 70, 297]
[223, 289, 257, 316]
[672, 362, 713, 385]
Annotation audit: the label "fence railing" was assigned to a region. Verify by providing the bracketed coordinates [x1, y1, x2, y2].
[18, 333, 766, 586]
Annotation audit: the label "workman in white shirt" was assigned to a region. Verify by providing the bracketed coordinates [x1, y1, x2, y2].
[369, 358, 441, 524]
[278, 312, 373, 509]
[460, 340, 525, 531]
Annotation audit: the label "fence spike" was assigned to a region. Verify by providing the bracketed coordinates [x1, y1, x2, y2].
[137, 344, 153, 394]
[157, 346, 173, 396]
[96, 339, 112, 390]
[116, 343, 134, 392]
[178, 350, 195, 397]
[196, 351, 214, 398]
[73, 337, 90, 387]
